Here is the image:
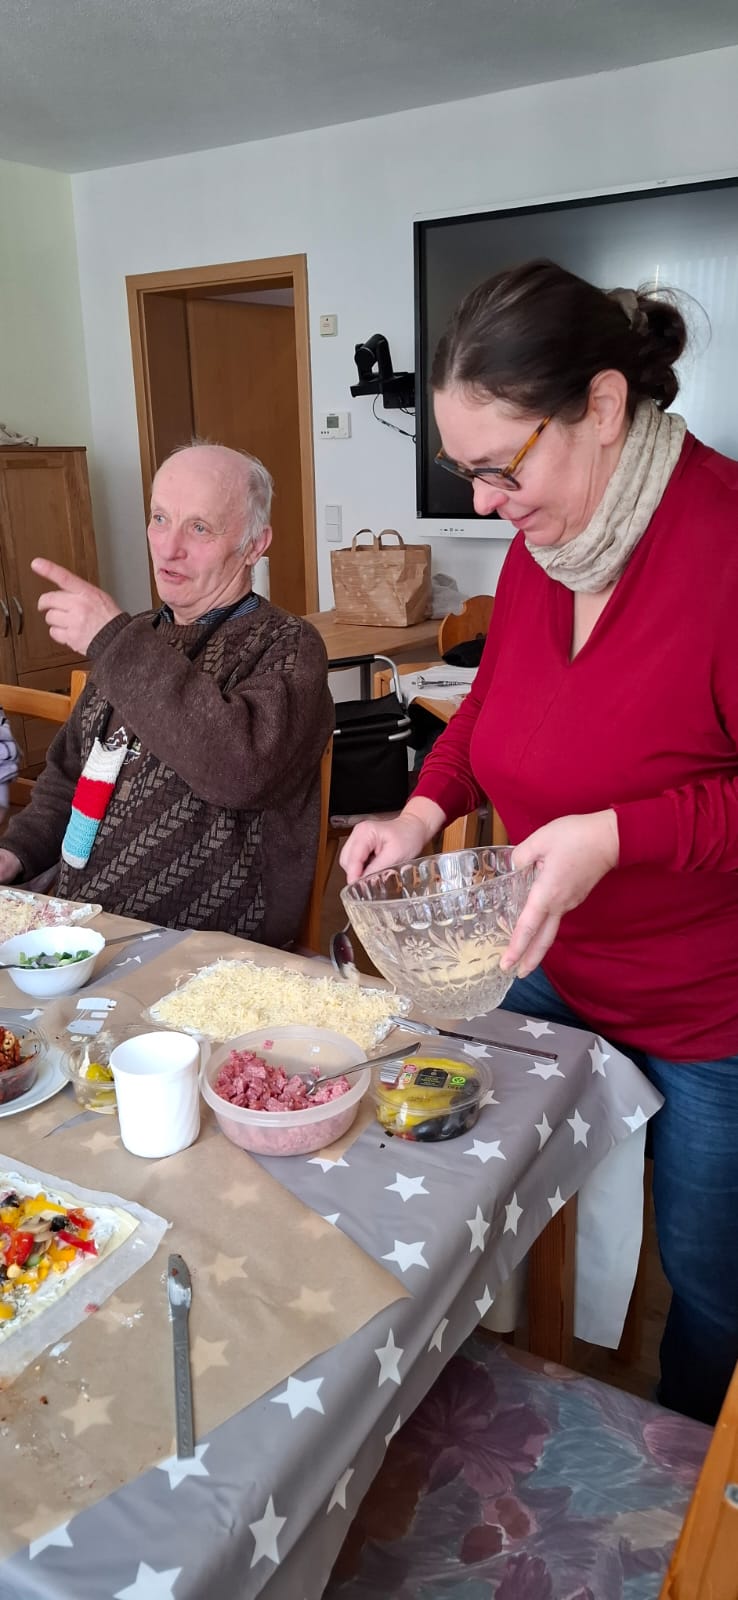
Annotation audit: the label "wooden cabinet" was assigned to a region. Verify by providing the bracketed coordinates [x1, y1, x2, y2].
[0, 448, 99, 771]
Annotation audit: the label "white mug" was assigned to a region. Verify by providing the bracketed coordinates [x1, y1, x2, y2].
[110, 1031, 201, 1159]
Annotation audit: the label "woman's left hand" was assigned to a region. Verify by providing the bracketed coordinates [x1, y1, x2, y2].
[500, 810, 620, 980]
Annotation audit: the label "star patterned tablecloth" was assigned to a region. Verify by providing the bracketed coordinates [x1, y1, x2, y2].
[0, 924, 663, 1600]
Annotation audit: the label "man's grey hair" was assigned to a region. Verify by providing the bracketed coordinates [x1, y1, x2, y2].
[237, 451, 274, 554]
[171, 439, 274, 556]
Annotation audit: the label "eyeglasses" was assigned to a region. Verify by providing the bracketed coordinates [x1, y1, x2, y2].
[435, 416, 551, 492]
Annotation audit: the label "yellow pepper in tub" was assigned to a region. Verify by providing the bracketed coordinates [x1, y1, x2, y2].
[374, 1049, 492, 1142]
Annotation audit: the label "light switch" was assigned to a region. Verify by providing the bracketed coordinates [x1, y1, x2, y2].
[325, 504, 342, 543]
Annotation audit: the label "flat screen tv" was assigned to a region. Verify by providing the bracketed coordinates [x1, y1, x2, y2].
[414, 176, 738, 537]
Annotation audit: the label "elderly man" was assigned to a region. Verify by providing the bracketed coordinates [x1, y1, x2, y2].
[0, 443, 333, 944]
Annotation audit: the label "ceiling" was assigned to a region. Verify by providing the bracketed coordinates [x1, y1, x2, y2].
[2, 0, 738, 174]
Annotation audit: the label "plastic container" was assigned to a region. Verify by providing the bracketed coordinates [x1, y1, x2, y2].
[0, 926, 106, 999]
[47, 992, 149, 1115]
[372, 1043, 493, 1142]
[201, 1025, 369, 1157]
[0, 1026, 46, 1106]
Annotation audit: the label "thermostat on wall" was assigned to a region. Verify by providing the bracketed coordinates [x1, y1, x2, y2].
[319, 411, 351, 440]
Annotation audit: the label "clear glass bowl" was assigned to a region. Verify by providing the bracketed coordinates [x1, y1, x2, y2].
[61, 1033, 119, 1114]
[0, 1026, 45, 1106]
[341, 846, 534, 1019]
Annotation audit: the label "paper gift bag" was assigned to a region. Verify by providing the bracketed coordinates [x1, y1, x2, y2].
[331, 529, 432, 627]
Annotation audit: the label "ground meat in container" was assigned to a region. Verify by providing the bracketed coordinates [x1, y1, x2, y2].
[214, 1050, 350, 1111]
[208, 1048, 360, 1157]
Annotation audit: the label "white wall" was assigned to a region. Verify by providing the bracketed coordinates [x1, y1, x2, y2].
[72, 46, 738, 612]
[0, 158, 91, 447]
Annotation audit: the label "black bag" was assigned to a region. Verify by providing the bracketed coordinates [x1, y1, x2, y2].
[329, 655, 412, 816]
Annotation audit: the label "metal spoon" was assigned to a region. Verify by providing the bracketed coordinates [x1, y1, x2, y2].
[304, 1040, 419, 1098]
[329, 923, 359, 981]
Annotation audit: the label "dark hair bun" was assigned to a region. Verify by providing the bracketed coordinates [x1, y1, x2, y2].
[632, 294, 688, 410]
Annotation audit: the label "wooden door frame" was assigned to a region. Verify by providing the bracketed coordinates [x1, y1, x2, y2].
[126, 254, 318, 612]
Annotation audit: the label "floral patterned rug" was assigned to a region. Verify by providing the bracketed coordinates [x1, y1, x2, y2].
[327, 1337, 710, 1600]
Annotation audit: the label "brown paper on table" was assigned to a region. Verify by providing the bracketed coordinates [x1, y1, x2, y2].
[0, 1105, 407, 1559]
[331, 529, 432, 627]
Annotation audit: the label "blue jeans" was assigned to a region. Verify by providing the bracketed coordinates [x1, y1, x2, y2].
[501, 967, 738, 1425]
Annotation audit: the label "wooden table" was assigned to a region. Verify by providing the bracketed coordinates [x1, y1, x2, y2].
[305, 610, 440, 696]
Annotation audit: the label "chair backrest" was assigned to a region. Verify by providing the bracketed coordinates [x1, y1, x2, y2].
[437, 594, 495, 657]
[4, 670, 87, 808]
[659, 1359, 738, 1599]
[297, 736, 334, 954]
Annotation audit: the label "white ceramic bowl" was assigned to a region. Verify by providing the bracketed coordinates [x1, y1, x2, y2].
[201, 1025, 370, 1157]
[0, 925, 106, 998]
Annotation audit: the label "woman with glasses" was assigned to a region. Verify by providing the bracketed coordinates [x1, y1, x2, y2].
[341, 258, 738, 1427]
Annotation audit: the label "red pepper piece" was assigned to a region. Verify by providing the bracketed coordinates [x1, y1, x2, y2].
[58, 1230, 98, 1255]
[5, 1231, 35, 1267]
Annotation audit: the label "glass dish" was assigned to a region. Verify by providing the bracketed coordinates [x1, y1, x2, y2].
[341, 845, 534, 1019]
[0, 1027, 46, 1106]
[61, 1034, 118, 1114]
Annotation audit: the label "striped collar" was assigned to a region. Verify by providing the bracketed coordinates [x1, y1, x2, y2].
[157, 592, 260, 628]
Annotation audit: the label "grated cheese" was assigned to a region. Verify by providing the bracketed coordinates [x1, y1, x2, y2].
[149, 960, 406, 1048]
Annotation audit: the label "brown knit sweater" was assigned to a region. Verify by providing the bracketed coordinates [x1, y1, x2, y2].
[3, 601, 334, 945]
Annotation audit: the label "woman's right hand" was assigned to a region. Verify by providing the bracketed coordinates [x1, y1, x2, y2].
[339, 799, 446, 883]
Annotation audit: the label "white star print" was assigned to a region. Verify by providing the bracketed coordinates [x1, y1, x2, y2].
[548, 1187, 565, 1216]
[528, 1059, 564, 1080]
[589, 1039, 610, 1076]
[157, 1443, 210, 1491]
[520, 1018, 554, 1038]
[190, 1337, 229, 1378]
[115, 1564, 183, 1600]
[20, 1008, 43, 1021]
[567, 1108, 590, 1147]
[465, 1138, 506, 1163]
[204, 1251, 247, 1287]
[375, 1328, 403, 1386]
[461, 1041, 491, 1059]
[322, 1212, 340, 1226]
[288, 1285, 334, 1315]
[475, 1285, 495, 1318]
[60, 1392, 113, 1437]
[327, 1466, 354, 1511]
[385, 1172, 429, 1202]
[466, 1205, 490, 1252]
[308, 1155, 349, 1173]
[428, 1317, 449, 1353]
[272, 1375, 324, 1419]
[28, 1521, 73, 1560]
[223, 1178, 260, 1206]
[480, 1087, 499, 1108]
[535, 1112, 552, 1149]
[504, 1192, 524, 1235]
[384, 1414, 401, 1446]
[249, 1495, 286, 1568]
[623, 1105, 649, 1132]
[382, 1239, 429, 1272]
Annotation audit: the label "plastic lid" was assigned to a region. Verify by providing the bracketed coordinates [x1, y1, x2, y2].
[373, 1047, 492, 1118]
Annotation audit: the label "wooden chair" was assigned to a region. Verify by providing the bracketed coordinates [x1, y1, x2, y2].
[297, 736, 333, 954]
[437, 592, 494, 655]
[326, 1340, 731, 1599]
[4, 670, 87, 809]
[660, 1358, 738, 1598]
